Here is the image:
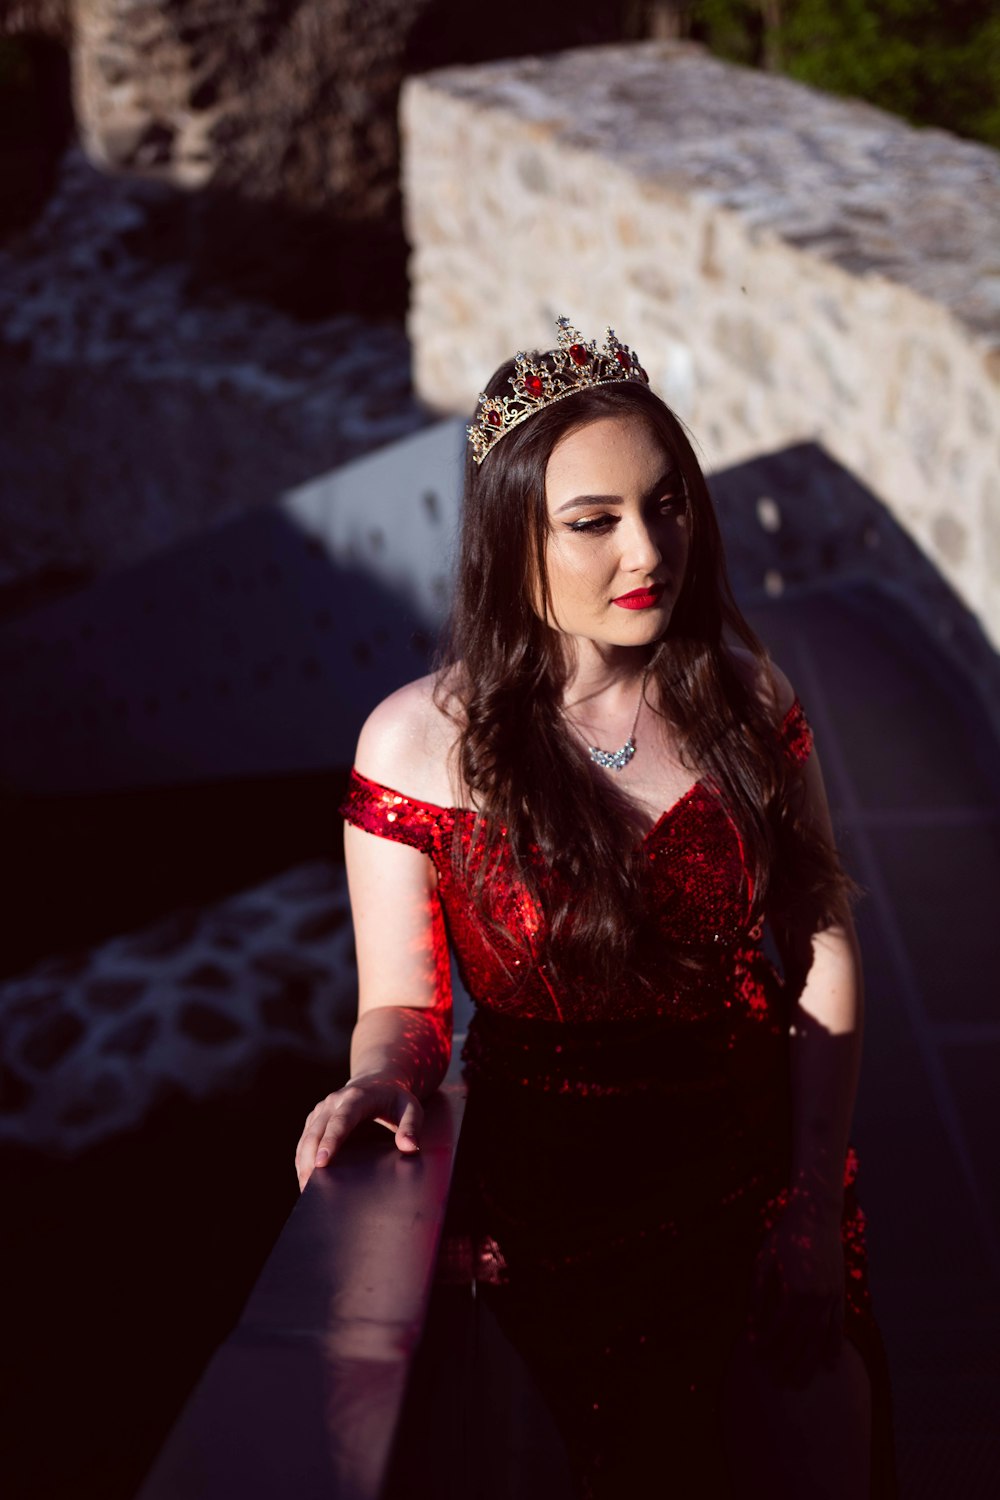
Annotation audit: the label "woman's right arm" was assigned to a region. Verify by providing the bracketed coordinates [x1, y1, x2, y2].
[294, 691, 453, 1192]
[293, 836, 453, 1191]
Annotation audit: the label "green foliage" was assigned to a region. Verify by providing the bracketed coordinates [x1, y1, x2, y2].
[690, 1, 764, 66]
[688, 0, 1000, 148]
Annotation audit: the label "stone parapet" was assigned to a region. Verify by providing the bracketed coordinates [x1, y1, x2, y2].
[402, 42, 1000, 650]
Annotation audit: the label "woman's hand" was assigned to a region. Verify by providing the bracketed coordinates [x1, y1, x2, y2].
[294, 1072, 424, 1192]
[746, 1197, 846, 1389]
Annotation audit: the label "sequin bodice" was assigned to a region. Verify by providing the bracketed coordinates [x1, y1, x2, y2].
[339, 697, 813, 1025]
[337, 695, 896, 1495]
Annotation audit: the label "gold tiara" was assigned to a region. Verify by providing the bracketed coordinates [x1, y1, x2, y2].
[467, 315, 650, 465]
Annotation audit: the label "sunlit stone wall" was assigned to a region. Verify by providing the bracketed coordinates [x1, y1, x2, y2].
[403, 42, 1000, 651]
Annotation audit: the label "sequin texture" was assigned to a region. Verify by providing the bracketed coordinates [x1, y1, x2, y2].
[339, 697, 896, 1496]
[340, 699, 813, 1025]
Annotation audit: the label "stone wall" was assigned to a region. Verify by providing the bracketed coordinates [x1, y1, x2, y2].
[0, 148, 428, 601]
[2, 0, 633, 313]
[402, 42, 1000, 653]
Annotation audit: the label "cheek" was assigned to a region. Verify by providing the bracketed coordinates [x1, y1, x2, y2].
[547, 544, 602, 602]
[534, 542, 601, 625]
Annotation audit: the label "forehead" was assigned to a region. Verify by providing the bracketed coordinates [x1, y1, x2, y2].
[543, 415, 674, 502]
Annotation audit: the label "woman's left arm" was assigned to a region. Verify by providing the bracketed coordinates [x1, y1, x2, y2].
[783, 726, 865, 1222]
[749, 666, 865, 1385]
[787, 914, 864, 1224]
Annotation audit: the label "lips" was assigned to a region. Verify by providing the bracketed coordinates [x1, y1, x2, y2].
[612, 585, 664, 610]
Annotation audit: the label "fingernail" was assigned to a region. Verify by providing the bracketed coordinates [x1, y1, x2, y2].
[399, 1135, 419, 1151]
[315, 1149, 329, 1166]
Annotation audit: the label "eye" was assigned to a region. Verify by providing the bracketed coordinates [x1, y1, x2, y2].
[566, 514, 617, 535]
[657, 492, 687, 516]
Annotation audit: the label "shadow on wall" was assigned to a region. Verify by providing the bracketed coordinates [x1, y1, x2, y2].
[116, 182, 415, 321]
[0, 523, 442, 977]
[711, 443, 1000, 742]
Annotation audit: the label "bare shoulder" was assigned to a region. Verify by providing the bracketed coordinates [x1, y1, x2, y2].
[354, 667, 465, 806]
[728, 646, 797, 719]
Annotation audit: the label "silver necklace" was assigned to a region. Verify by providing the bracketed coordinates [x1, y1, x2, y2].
[574, 667, 650, 773]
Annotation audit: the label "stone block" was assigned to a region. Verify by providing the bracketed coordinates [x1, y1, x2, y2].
[402, 42, 1000, 651]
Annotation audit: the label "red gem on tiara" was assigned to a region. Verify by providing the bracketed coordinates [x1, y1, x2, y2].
[487, 409, 502, 427]
[615, 349, 632, 370]
[522, 373, 544, 398]
[569, 344, 590, 366]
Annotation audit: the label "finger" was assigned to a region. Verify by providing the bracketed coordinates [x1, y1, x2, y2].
[296, 1123, 331, 1190]
[297, 1093, 367, 1185]
[316, 1090, 375, 1160]
[295, 1117, 327, 1189]
[369, 1092, 424, 1151]
[394, 1094, 424, 1152]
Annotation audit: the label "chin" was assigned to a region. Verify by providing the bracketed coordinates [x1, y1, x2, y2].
[615, 606, 673, 637]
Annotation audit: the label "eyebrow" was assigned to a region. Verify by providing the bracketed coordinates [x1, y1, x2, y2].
[553, 467, 683, 514]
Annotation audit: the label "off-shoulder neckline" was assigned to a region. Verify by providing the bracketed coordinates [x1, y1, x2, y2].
[346, 696, 804, 846]
[348, 762, 708, 845]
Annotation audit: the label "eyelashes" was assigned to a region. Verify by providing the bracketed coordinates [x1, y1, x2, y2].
[566, 516, 616, 534]
[566, 498, 687, 535]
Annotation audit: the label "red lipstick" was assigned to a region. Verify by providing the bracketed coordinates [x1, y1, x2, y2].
[612, 586, 664, 610]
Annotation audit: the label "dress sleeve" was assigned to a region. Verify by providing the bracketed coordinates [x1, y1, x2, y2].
[777, 695, 814, 769]
[339, 768, 442, 856]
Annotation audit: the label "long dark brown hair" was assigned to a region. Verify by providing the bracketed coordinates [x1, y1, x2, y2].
[432, 358, 855, 996]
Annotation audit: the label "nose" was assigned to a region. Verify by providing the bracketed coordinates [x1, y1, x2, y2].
[619, 512, 664, 575]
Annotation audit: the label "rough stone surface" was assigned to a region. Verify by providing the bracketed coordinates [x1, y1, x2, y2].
[0, 146, 429, 594]
[402, 42, 1000, 650]
[3, 0, 430, 307]
[101, 1011, 161, 1056]
[2, 1, 632, 309]
[0, 857, 356, 1153]
[178, 1000, 243, 1045]
[83, 976, 146, 1013]
[21, 1010, 84, 1069]
[1, 2, 71, 46]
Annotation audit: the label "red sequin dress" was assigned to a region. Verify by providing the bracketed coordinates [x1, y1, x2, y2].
[339, 697, 897, 1497]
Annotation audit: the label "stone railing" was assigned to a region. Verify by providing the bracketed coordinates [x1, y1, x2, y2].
[402, 41, 1000, 654]
[136, 1068, 469, 1500]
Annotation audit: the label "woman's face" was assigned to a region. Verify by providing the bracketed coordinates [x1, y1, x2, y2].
[537, 414, 690, 652]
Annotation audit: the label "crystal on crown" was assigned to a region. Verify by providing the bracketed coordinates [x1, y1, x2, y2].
[467, 315, 650, 465]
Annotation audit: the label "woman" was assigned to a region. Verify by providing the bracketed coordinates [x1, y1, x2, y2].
[294, 318, 897, 1497]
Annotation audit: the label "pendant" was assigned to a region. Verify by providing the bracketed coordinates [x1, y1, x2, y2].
[588, 736, 636, 772]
